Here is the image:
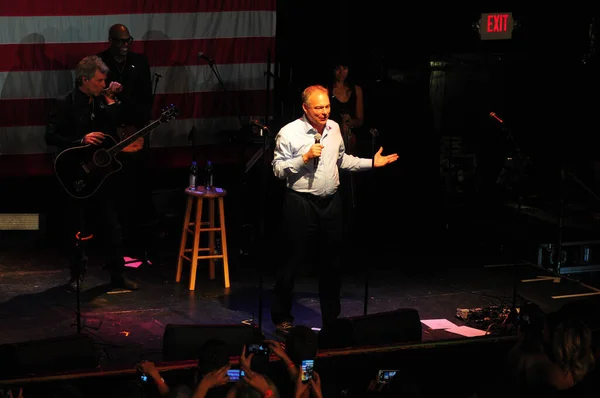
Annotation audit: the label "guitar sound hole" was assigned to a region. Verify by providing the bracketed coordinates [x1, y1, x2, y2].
[93, 149, 112, 167]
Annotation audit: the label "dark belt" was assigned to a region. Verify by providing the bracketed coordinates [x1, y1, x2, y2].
[288, 189, 337, 203]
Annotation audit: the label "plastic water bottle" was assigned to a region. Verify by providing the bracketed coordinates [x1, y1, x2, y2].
[204, 160, 214, 190]
[189, 161, 198, 189]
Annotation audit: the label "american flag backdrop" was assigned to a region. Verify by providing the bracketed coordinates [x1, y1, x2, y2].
[0, 0, 277, 177]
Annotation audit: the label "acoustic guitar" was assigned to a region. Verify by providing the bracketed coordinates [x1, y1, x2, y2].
[54, 104, 179, 199]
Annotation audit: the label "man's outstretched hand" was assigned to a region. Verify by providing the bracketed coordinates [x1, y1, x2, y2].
[373, 147, 399, 167]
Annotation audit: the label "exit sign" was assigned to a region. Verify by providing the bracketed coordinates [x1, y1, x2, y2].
[480, 12, 514, 40]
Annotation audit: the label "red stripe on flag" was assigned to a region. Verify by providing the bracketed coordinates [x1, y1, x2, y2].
[0, 90, 269, 127]
[0, 37, 276, 72]
[0, 0, 276, 17]
[147, 144, 266, 171]
[0, 153, 55, 177]
[0, 144, 264, 177]
[152, 91, 270, 124]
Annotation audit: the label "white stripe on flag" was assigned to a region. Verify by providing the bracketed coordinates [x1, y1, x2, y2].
[0, 63, 274, 99]
[0, 11, 276, 45]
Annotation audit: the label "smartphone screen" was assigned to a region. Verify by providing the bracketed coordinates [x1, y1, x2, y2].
[248, 343, 269, 356]
[227, 368, 245, 382]
[300, 359, 314, 383]
[377, 369, 397, 384]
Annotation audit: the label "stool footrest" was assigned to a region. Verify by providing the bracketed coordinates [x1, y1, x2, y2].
[186, 222, 210, 227]
[194, 254, 224, 260]
[183, 248, 211, 253]
[185, 227, 222, 234]
[180, 253, 225, 262]
[198, 227, 222, 232]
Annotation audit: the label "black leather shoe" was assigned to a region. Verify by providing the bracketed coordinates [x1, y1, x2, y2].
[111, 275, 139, 290]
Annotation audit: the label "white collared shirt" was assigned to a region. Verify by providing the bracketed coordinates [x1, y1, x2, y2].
[272, 114, 372, 197]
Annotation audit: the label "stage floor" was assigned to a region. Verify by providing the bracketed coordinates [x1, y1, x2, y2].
[2, 235, 600, 371]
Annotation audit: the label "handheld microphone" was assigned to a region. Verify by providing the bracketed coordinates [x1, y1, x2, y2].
[197, 52, 215, 64]
[314, 133, 322, 169]
[101, 88, 118, 101]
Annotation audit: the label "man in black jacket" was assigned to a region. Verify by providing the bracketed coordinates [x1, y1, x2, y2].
[96, 23, 158, 261]
[97, 24, 153, 140]
[46, 55, 139, 291]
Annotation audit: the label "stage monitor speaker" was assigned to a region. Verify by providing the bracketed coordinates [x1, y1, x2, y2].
[0, 334, 98, 378]
[162, 323, 262, 362]
[318, 308, 422, 349]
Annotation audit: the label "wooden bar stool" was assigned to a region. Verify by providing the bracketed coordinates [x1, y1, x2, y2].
[176, 186, 230, 290]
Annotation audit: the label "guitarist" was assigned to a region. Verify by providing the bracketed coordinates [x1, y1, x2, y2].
[45, 55, 139, 292]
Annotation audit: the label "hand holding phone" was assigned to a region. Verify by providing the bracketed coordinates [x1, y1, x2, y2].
[227, 368, 245, 382]
[376, 369, 397, 384]
[300, 359, 314, 383]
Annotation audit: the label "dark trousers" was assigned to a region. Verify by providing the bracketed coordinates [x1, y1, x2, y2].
[102, 150, 159, 263]
[68, 178, 125, 278]
[271, 189, 344, 327]
[117, 150, 157, 231]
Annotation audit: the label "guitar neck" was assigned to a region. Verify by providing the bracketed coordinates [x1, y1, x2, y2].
[108, 120, 160, 155]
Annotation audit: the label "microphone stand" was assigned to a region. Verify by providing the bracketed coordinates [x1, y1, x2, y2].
[152, 72, 162, 98]
[364, 128, 379, 316]
[490, 113, 526, 326]
[70, 225, 101, 335]
[240, 49, 275, 336]
[72, 273, 101, 335]
[205, 61, 244, 129]
[146, 72, 162, 150]
[343, 120, 357, 209]
[256, 48, 276, 336]
[75, 272, 82, 334]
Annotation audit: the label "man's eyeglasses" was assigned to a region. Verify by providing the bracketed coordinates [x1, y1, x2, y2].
[110, 37, 134, 45]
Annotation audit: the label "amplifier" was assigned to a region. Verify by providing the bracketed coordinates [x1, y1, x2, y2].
[538, 240, 600, 275]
